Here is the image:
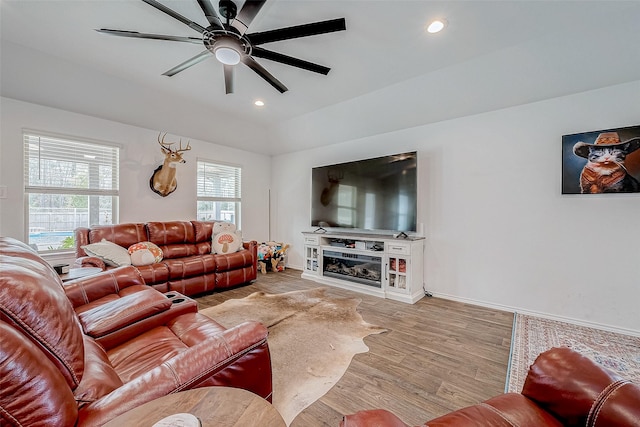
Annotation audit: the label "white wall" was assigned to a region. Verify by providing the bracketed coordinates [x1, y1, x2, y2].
[271, 80, 640, 334]
[0, 97, 271, 247]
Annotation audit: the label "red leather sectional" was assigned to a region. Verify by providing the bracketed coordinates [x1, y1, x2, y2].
[75, 220, 257, 295]
[0, 237, 272, 426]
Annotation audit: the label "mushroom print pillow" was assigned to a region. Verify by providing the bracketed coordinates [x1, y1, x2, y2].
[211, 221, 242, 254]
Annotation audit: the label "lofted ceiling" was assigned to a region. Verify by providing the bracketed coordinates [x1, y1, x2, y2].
[2, 1, 639, 155]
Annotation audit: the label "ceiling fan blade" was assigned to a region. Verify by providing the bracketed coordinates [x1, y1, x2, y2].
[231, 0, 267, 36]
[196, 0, 223, 30]
[96, 29, 202, 44]
[241, 55, 288, 93]
[247, 18, 346, 45]
[162, 50, 211, 76]
[223, 64, 234, 94]
[252, 47, 330, 75]
[142, 0, 206, 34]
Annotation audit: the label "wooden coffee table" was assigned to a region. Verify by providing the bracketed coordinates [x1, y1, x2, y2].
[103, 387, 285, 427]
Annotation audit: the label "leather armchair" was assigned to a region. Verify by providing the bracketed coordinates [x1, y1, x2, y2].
[340, 347, 640, 427]
[0, 237, 272, 426]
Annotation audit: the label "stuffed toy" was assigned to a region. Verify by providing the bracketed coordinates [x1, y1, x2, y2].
[211, 221, 242, 254]
[127, 242, 163, 266]
[257, 242, 289, 273]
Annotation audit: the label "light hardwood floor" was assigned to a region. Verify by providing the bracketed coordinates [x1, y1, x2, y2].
[196, 269, 514, 427]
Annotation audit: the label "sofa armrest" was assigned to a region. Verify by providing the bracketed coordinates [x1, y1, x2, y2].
[243, 240, 257, 259]
[522, 347, 640, 427]
[77, 289, 172, 338]
[74, 256, 106, 270]
[76, 320, 270, 426]
[64, 266, 147, 308]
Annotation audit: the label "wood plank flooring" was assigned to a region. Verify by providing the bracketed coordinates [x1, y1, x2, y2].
[196, 269, 514, 427]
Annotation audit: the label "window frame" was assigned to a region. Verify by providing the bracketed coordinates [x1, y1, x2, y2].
[23, 129, 120, 253]
[196, 158, 242, 228]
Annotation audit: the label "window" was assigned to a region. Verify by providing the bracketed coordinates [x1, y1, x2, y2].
[196, 160, 241, 226]
[24, 132, 119, 252]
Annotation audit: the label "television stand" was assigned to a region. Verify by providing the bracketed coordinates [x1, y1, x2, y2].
[301, 231, 425, 304]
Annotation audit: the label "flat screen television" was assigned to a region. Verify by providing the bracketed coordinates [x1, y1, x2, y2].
[311, 152, 417, 232]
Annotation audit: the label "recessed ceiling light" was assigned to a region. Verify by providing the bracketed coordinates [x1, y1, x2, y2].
[426, 19, 447, 34]
[254, 100, 265, 107]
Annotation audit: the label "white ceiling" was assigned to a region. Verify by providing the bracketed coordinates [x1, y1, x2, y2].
[2, 1, 639, 155]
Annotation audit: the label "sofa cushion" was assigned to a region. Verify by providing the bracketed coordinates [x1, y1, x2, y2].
[82, 239, 131, 267]
[135, 262, 170, 286]
[163, 254, 217, 280]
[147, 221, 195, 245]
[107, 326, 189, 382]
[214, 248, 254, 271]
[88, 223, 147, 250]
[192, 220, 215, 243]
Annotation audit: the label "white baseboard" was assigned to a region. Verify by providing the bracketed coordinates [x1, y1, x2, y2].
[432, 291, 640, 338]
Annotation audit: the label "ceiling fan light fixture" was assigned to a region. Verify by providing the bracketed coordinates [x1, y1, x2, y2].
[426, 19, 447, 34]
[215, 46, 241, 65]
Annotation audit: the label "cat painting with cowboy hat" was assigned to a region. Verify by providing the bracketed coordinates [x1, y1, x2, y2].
[573, 131, 640, 193]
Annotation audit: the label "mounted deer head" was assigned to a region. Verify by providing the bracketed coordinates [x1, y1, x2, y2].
[149, 133, 191, 197]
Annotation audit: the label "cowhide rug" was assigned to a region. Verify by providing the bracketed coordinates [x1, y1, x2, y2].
[199, 287, 386, 426]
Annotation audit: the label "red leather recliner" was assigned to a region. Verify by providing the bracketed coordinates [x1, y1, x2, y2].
[340, 346, 640, 427]
[0, 237, 272, 426]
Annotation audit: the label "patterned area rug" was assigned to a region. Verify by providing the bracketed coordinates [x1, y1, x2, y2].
[506, 313, 640, 392]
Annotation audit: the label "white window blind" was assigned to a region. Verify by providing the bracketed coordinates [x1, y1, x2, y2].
[24, 133, 119, 194]
[196, 160, 241, 226]
[23, 132, 119, 252]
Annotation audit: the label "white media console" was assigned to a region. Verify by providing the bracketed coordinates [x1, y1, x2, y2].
[301, 231, 425, 304]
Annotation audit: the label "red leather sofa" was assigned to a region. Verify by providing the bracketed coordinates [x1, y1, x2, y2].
[341, 346, 640, 427]
[75, 220, 257, 296]
[0, 237, 272, 426]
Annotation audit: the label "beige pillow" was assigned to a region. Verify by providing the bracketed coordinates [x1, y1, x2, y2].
[82, 239, 131, 267]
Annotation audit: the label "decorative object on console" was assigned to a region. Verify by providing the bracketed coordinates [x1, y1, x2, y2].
[257, 242, 289, 274]
[150, 133, 191, 197]
[562, 125, 640, 194]
[199, 287, 386, 426]
[96, 0, 346, 94]
[82, 239, 131, 267]
[128, 241, 163, 266]
[211, 221, 243, 254]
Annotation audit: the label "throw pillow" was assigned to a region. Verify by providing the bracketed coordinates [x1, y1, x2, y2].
[82, 239, 131, 267]
[127, 242, 163, 266]
[211, 221, 243, 254]
[212, 232, 242, 254]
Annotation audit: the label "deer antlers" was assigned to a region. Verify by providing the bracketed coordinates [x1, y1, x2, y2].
[158, 132, 191, 154]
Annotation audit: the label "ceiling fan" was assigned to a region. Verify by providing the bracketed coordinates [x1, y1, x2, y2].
[97, 0, 346, 94]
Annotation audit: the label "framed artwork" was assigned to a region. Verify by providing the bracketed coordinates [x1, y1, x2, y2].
[562, 125, 640, 194]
